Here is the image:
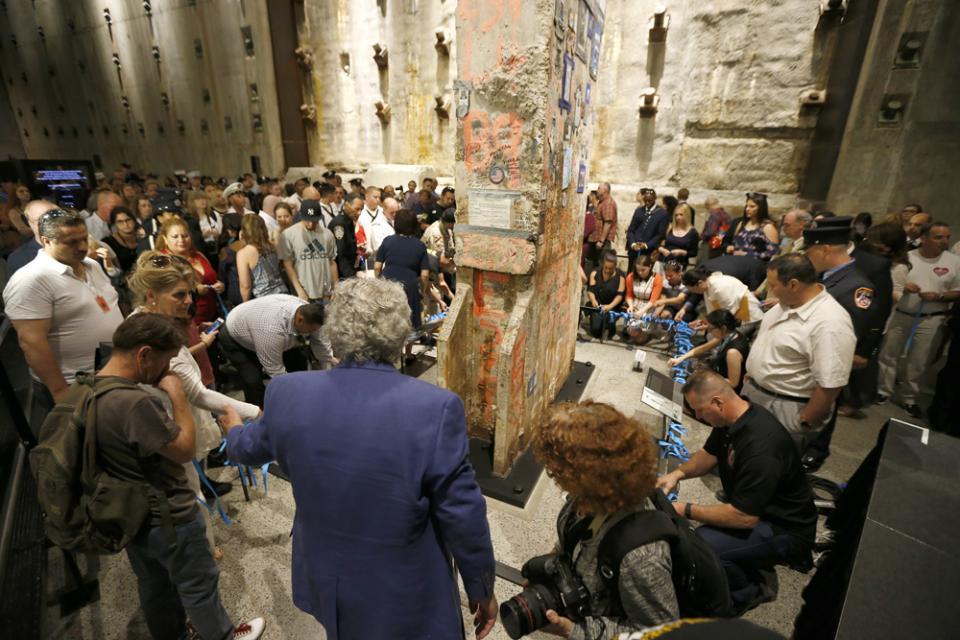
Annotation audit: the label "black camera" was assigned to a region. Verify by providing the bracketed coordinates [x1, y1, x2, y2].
[500, 553, 591, 639]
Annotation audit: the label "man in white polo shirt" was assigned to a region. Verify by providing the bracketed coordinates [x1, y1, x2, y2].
[3, 209, 123, 416]
[744, 253, 856, 451]
[877, 221, 960, 417]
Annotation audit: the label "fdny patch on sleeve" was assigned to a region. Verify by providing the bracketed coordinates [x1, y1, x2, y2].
[333, 225, 344, 240]
[855, 287, 874, 309]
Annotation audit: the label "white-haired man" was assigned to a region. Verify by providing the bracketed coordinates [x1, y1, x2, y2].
[220, 277, 498, 639]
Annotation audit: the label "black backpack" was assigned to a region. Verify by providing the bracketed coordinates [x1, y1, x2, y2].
[597, 490, 732, 618]
[29, 373, 173, 554]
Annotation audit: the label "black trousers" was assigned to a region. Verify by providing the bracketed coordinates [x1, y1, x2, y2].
[218, 327, 310, 408]
[588, 309, 617, 340]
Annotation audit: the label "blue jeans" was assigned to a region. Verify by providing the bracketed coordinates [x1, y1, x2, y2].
[695, 522, 802, 609]
[125, 509, 234, 640]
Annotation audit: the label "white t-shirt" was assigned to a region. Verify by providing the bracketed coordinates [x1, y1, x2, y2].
[746, 287, 856, 396]
[369, 214, 396, 257]
[3, 252, 123, 383]
[357, 206, 383, 257]
[704, 272, 763, 323]
[897, 249, 960, 314]
[84, 213, 111, 241]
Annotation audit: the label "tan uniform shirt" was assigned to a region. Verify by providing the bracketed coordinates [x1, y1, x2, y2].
[746, 287, 856, 397]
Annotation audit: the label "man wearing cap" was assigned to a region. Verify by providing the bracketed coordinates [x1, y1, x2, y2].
[801, 219, 885, 468]
[877, 221, 960, 418]
[278, 200, 338, 302]
[744, 253, 856, 451]
[626, 187, 668, 272]
[329, 193, 362, 279]
[224, 181, 255, 217]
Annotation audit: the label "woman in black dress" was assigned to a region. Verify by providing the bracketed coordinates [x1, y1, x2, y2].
[586, 249, 626, 340]
[101, 206, 140, 274]
[657, 203, 699, 269]
[668, 309, 749, 393]
[376, 209, 433, 359]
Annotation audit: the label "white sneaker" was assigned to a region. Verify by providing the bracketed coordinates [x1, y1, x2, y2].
[234, 618, 266, 639]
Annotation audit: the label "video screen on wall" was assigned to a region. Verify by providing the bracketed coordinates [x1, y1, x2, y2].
[18, 159, 95, 210]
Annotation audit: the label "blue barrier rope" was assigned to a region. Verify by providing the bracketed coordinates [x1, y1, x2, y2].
[193, 459, 233, 525]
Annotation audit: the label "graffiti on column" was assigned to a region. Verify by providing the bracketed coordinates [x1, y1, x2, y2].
[462, 110, 524, 188]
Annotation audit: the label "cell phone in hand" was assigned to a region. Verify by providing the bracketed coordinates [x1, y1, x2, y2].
[206, 318, 224, 334]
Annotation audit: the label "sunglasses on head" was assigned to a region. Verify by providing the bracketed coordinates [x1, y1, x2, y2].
[148, 254, 191, 269]
[639, 188, 655, 195]
[746, 192, 768, 201]
[39, 208, 73, 224]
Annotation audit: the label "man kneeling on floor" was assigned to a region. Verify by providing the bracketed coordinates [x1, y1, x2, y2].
[96, 314, 265, 639]
[657, 370, 817, 614]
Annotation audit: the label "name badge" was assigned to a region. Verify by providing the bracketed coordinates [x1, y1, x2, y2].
[95, 295, 111, 313]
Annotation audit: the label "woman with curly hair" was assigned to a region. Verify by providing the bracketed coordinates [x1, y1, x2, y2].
[531, 401, 679, 638]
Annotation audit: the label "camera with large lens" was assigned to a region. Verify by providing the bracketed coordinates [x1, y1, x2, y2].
[500, 553, 590, 639]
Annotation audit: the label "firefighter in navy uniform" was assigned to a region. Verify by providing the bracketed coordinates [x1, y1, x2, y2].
[800, 218, 885, 470]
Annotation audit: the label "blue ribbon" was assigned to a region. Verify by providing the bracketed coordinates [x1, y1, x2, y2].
[193, 459, 233, 525]
[652, 318, 696, 500]
[220, 439, 274, 498]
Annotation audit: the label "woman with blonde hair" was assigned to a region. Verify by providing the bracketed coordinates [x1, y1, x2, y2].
[127, 251, 261, 557]
[657, 202, 700, 269]
[157, 218, 223, 323]
[236, 214, 287, 301]
[526, 401, 679, 637]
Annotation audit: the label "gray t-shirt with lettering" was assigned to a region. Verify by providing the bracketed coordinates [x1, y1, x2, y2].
[277, 223, 338, 299]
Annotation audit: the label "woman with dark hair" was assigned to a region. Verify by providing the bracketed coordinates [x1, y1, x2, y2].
[587, 250, 626, 340]
[727, 192, 779, 261]
[189, 190, 222, 267]
[852, 212, 873, 243]
[102, 206, 141, 274]
[662, 194, 678, 219]
[862, 221, 910, 306]
[375, 209, 432, 346]
[217, 214, 245, 308]
[668, 309, 749, 393]
[236, 215, 287, 301]
[133, 194, 154, 224]
[529, 401, 679, 637]
[624, 254, 663, 346]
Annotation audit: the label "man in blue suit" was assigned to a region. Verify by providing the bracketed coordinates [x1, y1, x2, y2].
[626, 187, 670, 272]
[220, 276, 498, 640]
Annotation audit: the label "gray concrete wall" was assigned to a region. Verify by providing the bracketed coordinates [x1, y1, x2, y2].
[0, 68, 25, 160]
[0, 0, 284, 177]
[828, 0, 960, 226]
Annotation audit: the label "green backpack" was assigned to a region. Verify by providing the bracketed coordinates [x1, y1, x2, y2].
[29, 373, 169, 554]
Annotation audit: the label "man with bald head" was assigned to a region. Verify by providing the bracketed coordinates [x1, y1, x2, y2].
[588, 182, 618, 255]
[368, 196, 398, 259]
[86, 189, 123, 240]
[658, 369, 816, 612]
[6, 199, 58, 276]
[904, 211, 931, 249]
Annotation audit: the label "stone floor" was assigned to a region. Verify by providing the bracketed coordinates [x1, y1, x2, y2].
[44, 337, 917, 639]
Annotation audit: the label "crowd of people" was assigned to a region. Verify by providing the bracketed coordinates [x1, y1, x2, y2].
[1, 166, 958, 640]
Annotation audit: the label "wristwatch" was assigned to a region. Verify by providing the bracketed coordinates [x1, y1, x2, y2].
[684, 502, 693, 519]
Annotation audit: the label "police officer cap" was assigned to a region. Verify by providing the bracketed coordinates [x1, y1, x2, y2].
[297, 199, 323, 221]
[804, 216, 853, 246]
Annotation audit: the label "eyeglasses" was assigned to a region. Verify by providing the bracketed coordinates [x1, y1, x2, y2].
[148, 254, 191, 269]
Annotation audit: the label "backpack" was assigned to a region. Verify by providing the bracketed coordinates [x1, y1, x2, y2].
[29, 372, 171, 554]
[597, 490, 732, 618]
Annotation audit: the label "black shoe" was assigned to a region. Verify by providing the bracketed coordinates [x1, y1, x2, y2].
[904, 403, 922, 418]
[874, 393, 889, 405]
[201, 478, 233, 501]
[206, 449, 228, 469]
[801, 453, 825, 472]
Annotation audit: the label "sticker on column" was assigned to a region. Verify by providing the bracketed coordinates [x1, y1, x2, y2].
[560, 54, 574, 110]
[577, 163, 586, 193]
[454, 80, 471, 119]
[562, 145, 573, 189]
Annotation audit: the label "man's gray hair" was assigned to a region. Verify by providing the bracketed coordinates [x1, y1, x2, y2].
[38, 209, 86, 240]
[787, 209, 813, 227]
[323, 277, 412, 364]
